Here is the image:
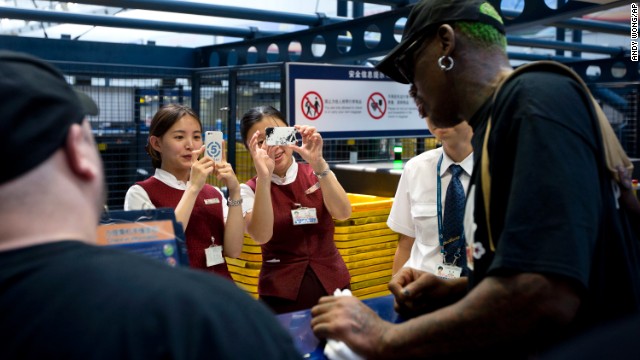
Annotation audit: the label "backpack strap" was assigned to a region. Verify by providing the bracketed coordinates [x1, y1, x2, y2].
[481, 60, 633, 252]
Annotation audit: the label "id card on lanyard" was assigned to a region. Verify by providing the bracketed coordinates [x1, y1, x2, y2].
[291, 203, 318, 225]
[205, 236, 224, 267]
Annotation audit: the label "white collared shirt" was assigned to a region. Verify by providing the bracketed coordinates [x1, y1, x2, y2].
[239, 161, 298, 215]
[387, 147, 473, 274]
[124, 168, 229, 221]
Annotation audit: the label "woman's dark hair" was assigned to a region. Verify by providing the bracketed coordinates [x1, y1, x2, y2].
[239, 105, 287, 148]
[145, 104, 202, 168]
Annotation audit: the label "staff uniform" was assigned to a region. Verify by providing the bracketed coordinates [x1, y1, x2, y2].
[241, 161, 350, 313]
[125, 169, 232, 280]
[387, 147, 472, 274]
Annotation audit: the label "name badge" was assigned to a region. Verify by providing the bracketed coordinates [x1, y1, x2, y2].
[205, 245, 224, 267]
[291, 207, 318, 226]
[435, 263, 462, 279]
[204, 198, 220, 205]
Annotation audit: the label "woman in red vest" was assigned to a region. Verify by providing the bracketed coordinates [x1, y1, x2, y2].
[239, 106, 352, 313]
[124, 104, 244, 280]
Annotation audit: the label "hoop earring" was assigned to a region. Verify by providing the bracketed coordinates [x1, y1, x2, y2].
[438, 56, 454, 71]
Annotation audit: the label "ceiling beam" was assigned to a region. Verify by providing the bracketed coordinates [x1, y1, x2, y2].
[350, 0, 416, 6]
[0, 34, 198, 69]
[549, 17, 630, 36]
[1, 6, 123, 35]
[495, 0, 634, 32]
[0, 6, 281, 38]
[60, 0, 347, 27]
[0, 3, 629, 40]
[508, 51, 584, 62]
[507, 36, 627, 56]
[0, 0, 633, 72]
[198, 0, 633, 66]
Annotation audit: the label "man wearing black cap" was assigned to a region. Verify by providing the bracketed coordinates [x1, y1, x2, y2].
[0, 51, 300, 359]
[311, 0, 640, 358]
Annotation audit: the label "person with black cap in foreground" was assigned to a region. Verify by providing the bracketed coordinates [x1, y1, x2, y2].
[0, 50, 301, 359]
[311, 0, 640, 358]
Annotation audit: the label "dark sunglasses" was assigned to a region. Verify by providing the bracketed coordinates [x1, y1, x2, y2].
[394, 30, 433, 84]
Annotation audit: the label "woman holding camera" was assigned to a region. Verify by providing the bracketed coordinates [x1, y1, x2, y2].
[124, 104, 244, 280]
[239, 105, 352, 313]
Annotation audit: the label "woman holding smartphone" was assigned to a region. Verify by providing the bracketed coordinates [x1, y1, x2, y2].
[124, 104, 244, 280]
[240, 105, 352, 314]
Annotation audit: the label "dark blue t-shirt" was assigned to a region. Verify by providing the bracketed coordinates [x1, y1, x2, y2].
[0, 241, 301, 359]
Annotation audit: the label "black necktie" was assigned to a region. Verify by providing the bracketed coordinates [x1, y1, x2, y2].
[442, 164, 466, 270]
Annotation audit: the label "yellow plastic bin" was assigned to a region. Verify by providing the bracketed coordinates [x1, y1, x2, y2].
[335, 193, 396, 299]
[229, 193, 397, 300]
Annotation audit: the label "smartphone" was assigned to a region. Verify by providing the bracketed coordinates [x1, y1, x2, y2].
[204, 131, 223, 162]
[265, 127, 298, 146]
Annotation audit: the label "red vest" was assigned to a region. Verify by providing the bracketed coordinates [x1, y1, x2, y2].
[137, 177, 232, 280]
[247, 163, 350, 300]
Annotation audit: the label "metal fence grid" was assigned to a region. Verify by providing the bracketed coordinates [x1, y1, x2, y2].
[592, 83, 639, 159]
[57, 62, 193, 211]
[54, 61, 638, 210]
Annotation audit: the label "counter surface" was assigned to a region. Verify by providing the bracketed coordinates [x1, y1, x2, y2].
[276, 294, 402, 359]
[331, 162, 404, 198]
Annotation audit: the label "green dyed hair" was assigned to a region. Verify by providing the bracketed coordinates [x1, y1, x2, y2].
[456, 2, 507, 52]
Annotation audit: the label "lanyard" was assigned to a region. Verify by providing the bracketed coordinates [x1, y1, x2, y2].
[436, 153, 465, 258]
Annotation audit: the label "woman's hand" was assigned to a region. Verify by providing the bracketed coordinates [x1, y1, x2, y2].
[214, 140, 240, 191]
[291, 125, 326, 172]
[248, 130, 275, 178]
[189, 145, 214, 191]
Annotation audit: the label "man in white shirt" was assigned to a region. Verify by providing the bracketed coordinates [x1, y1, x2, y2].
[388, 88, 473, 277]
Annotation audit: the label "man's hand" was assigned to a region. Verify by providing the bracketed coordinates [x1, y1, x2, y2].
[389, 267, 468, 317]
[311, 296, 391, 359]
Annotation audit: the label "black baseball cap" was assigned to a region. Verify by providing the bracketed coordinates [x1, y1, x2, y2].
[376, 0, 505, 84]
[0, 51, 99, 184]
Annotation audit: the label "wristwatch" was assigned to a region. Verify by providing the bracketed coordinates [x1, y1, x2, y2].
[227, 198, 243, 207]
